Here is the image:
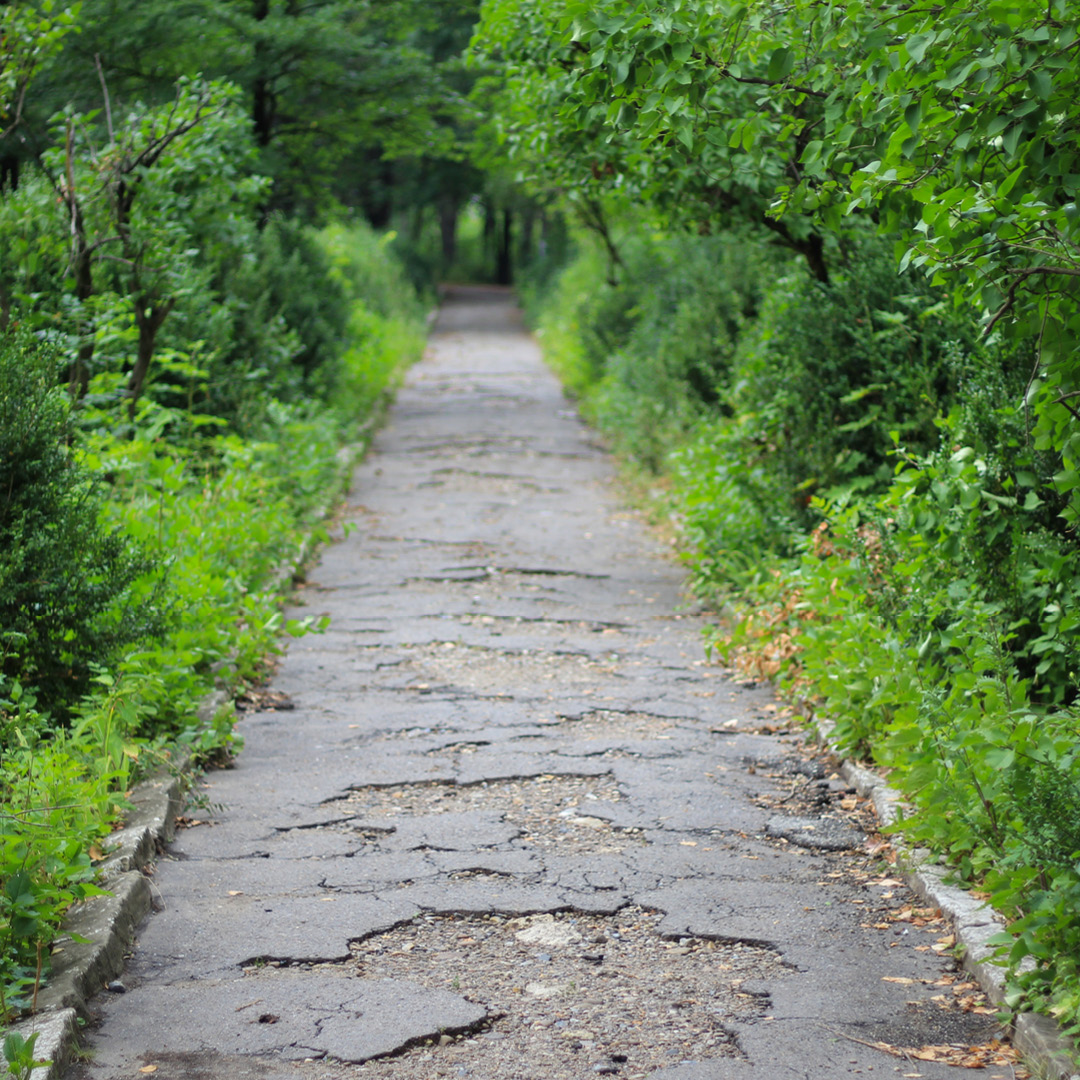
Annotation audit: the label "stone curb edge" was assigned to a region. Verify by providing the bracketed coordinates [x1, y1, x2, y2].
[834, 750, 1080, 1079]
[10, 692, 232, 1079]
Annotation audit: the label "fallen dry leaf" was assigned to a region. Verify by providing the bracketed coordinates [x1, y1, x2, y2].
[862, 1037, 1029, 1075]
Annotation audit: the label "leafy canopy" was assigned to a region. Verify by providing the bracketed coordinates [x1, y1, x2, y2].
[473, 0, 1080, 514]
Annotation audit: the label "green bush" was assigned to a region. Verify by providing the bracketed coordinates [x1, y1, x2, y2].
[319, 220, 428, 325]
[0, 336, 162, 716]
[0, 212, 425, 1017]
[672, 414, 804, 592]
[199, 216, 350, 416]
[536, 229, 780, 468]
[251, 217, 350, 381]
[703, 373, 1080, 1036]
[727, 240, 994, 518]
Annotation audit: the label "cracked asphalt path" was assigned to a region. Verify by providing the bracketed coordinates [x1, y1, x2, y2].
[69, 287, 1006, 1080]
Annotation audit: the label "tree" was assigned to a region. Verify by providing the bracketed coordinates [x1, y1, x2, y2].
[0, 1, 79, 142]
[19, 0, 473, 218]
[2, 79, 266, 415]
[474, 0, 1080, 516]
[471, 0, 845, 280]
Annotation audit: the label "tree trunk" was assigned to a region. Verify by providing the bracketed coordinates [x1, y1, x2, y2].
[128, 298, 176, 421]
[437, 196, 459, 270]
[800, 232, 830, 285]
[252, 77, 275, 148]
[482, 200, 496, 278]
[64, 122, 96, 398]
[251, 0, 275, 147]
[0, 153, 18, 192]
[760, 215, 830, 284]
[496, 209, 513, 286]
[408, 201, 426, 244]
[519, 206, 537, 266]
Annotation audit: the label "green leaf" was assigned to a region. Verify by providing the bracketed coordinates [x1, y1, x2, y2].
[767, 47, 794, 82]
[674, 117, 694, 149]
[1028, 69, 1053, 100]
[671, 40, 692, 64]
[905, 32, 934, 64]
[1001, 123, 1024, 158]
[997, 164, 1026, 201]
[938, 60, 979, 91]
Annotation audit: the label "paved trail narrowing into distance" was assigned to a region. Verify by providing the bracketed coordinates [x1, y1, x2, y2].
[71, 288, 1005, 1080]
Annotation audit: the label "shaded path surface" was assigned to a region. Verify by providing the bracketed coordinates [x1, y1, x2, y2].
[71, 288, 1002, 1080]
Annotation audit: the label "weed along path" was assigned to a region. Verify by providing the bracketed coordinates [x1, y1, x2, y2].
[70, 287, 1015, 1080]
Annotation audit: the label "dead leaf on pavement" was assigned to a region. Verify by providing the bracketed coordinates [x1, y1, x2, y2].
[866, 1037, 1029, 1075]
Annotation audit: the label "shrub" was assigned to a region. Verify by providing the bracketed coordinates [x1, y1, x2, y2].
[727, 239, 994, 520]
[536, 229, 781, 467]
[0, 335, 162, 717]
[200, 215, 351, 415]
[532, 220, 1080, 1039]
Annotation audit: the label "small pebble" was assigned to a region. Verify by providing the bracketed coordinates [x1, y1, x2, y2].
[106, 980, 126, 994]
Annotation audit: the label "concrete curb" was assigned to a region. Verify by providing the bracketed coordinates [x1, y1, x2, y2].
[834, 747, 1080, 1079]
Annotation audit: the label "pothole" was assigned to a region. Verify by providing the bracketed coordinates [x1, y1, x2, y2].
[457, 614, 626, 636]
[389, 726, 455, 740]
[424, 741, 489, 756]
[369, 642, 620, 695]
[417, 469, 548, 495]
[746, 752, 879, 850]
[329, 775, 646, 854]
[391, 569, 601, 608]
[542, 710, 688, 742]
[401, 435, 531, 456]
[337, 908, 783, 1079]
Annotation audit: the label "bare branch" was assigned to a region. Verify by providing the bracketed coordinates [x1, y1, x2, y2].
[692, 49, 827, 99]
[95, 54, 115, 142]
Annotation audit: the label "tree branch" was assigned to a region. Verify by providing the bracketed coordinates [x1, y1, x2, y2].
[692, 49, 827, 99]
